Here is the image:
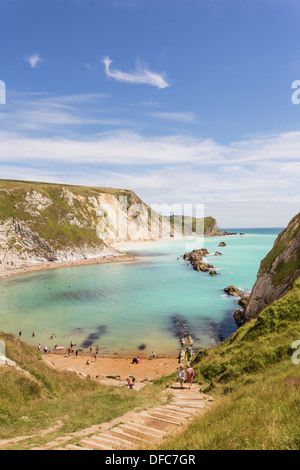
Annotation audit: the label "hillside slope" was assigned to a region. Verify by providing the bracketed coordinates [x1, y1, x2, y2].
[0, 331, 167, 449]
[245, 212, 300, 319]
[0, 180, 223, 268]
[156, 277, 300, 450]
[0, 180, 175, 267]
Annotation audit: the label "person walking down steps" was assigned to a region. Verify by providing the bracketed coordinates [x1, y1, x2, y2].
[178, 365, 185, 388]
[186, 366, 195, 389]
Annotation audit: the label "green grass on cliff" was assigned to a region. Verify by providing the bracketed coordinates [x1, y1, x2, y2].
[169, 215, 221, 235]
[0, 332, 164, 449]
[0, 179, 144, 250]
[156, 278, 300, 450]
[259, 213, 300, 286]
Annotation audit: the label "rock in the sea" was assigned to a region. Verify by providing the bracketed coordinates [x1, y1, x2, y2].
[181, 334, 194, 347]
[238, 296, 249, 309]
[224, 285, 243, 297]
[184, 248, 216, 273]
[218, 242, 227, 247]
[233, 309, 246, 326]
[209, 270, 218, 276]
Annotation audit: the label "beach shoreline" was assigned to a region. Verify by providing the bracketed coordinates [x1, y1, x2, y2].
[0, 233, 224, 281]
[0, 253, 137, 281]
[43, 352, 179, 389]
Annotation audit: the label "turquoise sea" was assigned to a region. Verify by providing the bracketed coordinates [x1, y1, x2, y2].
[0, 228, 282, 356]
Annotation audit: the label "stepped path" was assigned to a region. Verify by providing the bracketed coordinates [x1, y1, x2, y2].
[31, 384, 213, 450]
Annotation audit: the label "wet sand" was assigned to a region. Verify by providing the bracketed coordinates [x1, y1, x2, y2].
[0, 254, 136, 281]
[43, 353, 178, 389]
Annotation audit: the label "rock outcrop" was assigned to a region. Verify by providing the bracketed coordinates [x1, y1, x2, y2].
[184, 248, 218, 275]
[245, 212, 300, 320]
[224, 286, 243, 297]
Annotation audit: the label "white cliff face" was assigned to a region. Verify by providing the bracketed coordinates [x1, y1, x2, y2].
[0, 185, 178, 267]
[91, 193, 176, 243]
[24, 191, 53, 215]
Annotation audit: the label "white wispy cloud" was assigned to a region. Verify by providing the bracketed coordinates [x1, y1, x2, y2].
[152, 111, 196, 123]
[25, 54, 42, 68]
[1, 92, 124, 131]
[84, 62, 96, 71]
[1, 91, 299, 226]
[103, 56, 170, 89]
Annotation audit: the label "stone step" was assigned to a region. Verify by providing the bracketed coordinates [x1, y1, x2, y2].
[80, 438, 113, 450]
[118, 423, 163, 440]
[108, 427, 148, 444]
[172, 401, 208, 407]
[173, 393, 206, 401]
[65, 444, 91, 450]
[168, 405, 206, 414]
[92, 433, 133, 449]
[140, 412, 182, 426]
[155, 406, 189, 417]
[126, 420, 167, 436]
[150, 409, 187, 422]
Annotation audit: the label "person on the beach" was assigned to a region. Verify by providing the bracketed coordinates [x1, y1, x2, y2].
[127, 376, 136, 389]
[136, 357, 140, 364]
[86, 359, 90, 366]
[44, 346, 48, 355]
[38, 344, 41, 351]
[19, 331, 22, 338]
[186, 366, 195, 389]
[75, 350, 78, 358]
[132, 357, 137, 364]
[178, 365, 185, 388]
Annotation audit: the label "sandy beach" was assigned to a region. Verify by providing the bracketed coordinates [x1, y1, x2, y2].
[43, 352, 178, 390]
[0, 254, 137, 281]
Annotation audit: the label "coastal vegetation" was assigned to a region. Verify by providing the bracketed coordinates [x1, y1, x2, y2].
[155, 278, 300, 450]
[0, 179, 222, 271]
[0, 331, 171, 449]
[246, 212, 300, 319]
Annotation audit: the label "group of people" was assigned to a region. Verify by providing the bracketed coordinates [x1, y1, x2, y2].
[178, 364, 195, 389]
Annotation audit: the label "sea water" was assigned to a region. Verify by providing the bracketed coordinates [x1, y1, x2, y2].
[0, 228, 281, 355]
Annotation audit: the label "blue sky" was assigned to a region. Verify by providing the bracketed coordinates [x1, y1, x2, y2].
[0, 0, 300, 227]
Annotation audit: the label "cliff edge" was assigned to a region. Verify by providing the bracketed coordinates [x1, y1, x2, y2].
[245, 212, 300, 319]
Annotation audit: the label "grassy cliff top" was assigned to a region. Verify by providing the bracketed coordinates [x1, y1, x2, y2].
[169, 215, 222, 235]
[259, 212, 300, 286]
[0, 179, 145, 249]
